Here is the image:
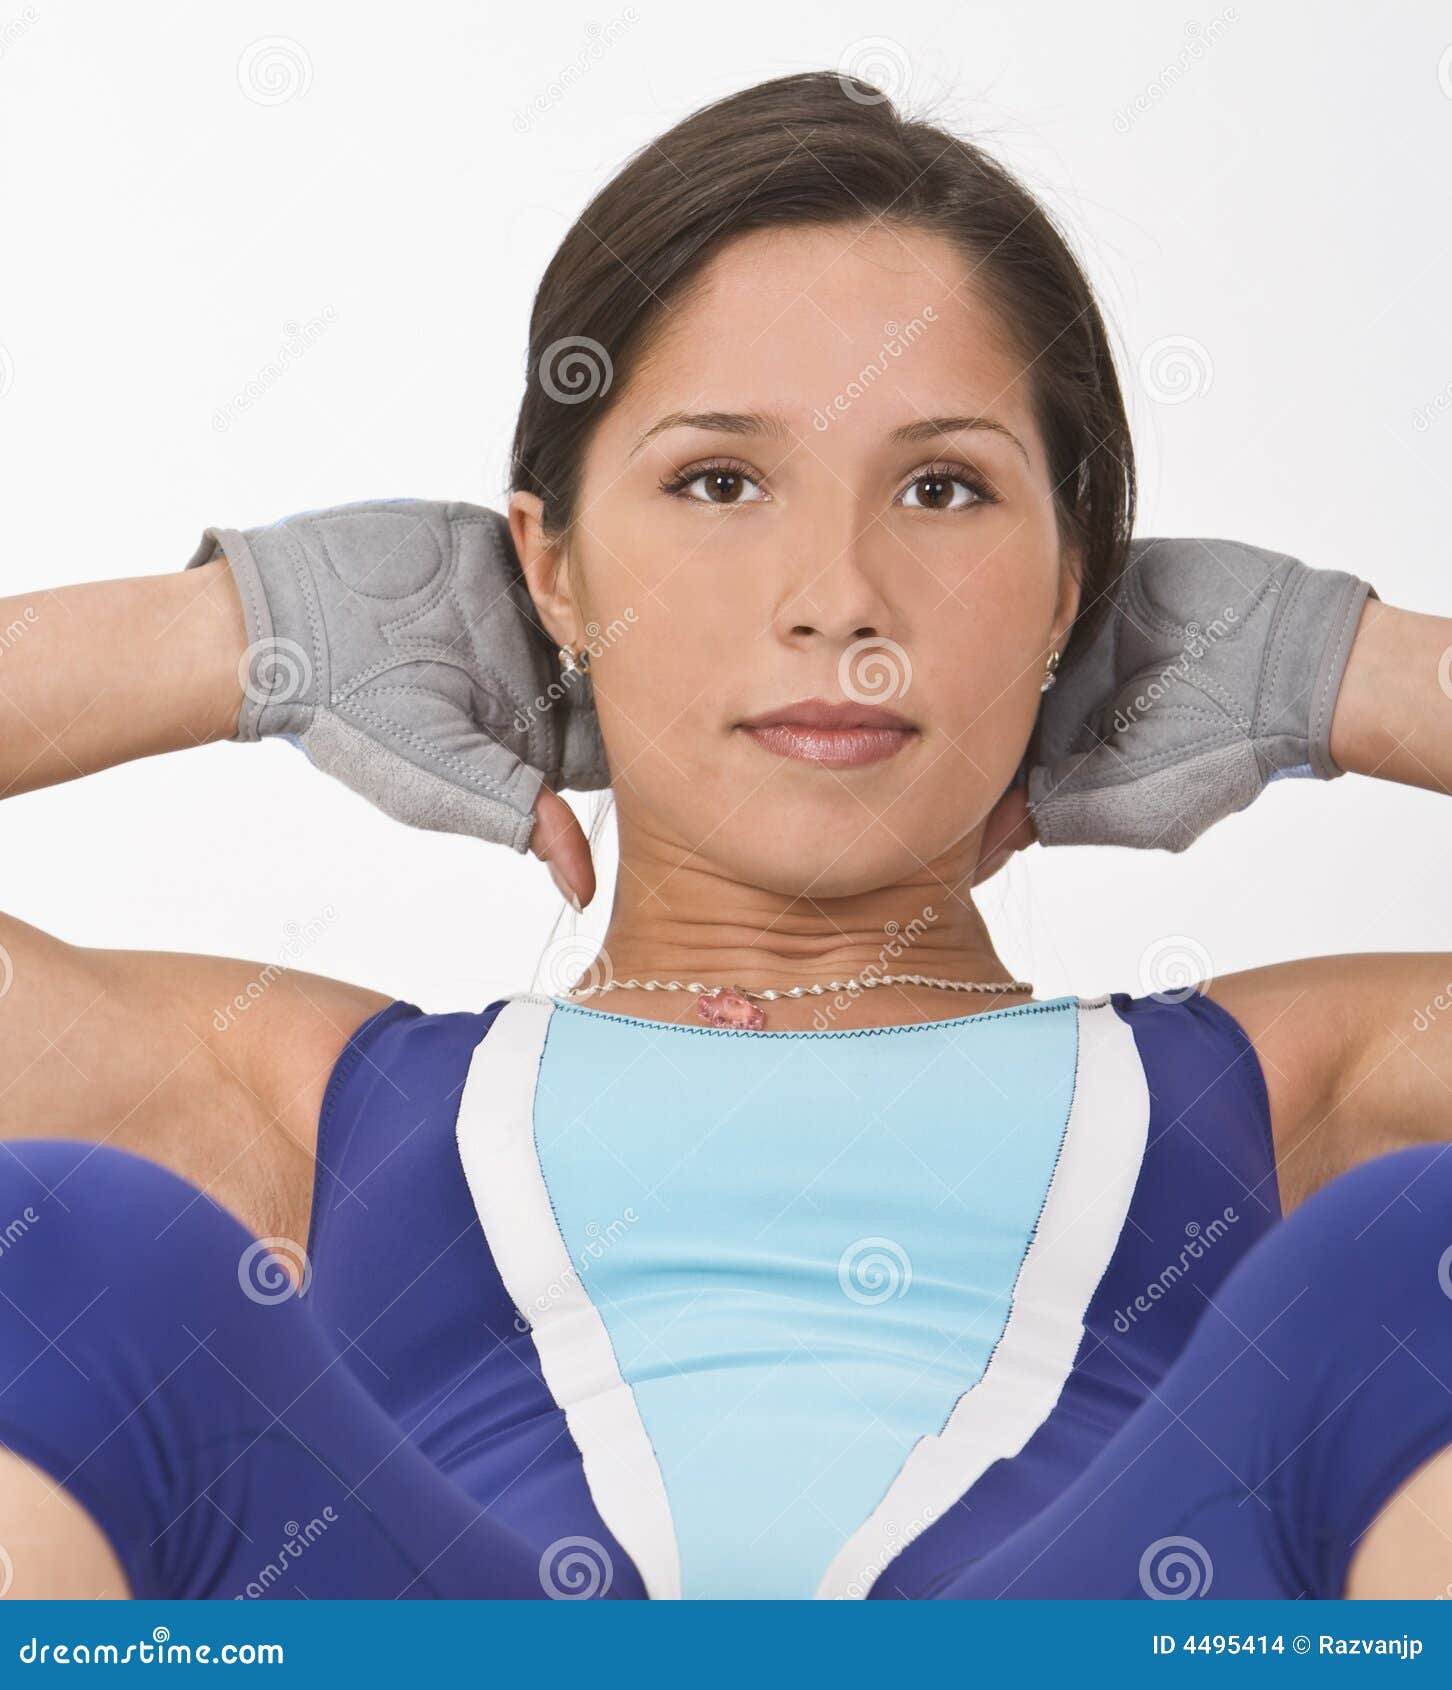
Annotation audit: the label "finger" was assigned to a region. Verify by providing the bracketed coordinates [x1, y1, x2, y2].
[972, 785, 1038, 887]
[529, 784, 597, 910]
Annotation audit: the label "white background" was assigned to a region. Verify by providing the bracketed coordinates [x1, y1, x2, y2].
[1, 1, 1448, 1014]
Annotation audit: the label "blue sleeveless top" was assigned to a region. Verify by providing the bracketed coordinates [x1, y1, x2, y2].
[303, 988, 1279, 1600]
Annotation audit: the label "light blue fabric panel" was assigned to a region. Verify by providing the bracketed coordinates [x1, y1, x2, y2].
[531, 998, 1081, 1598]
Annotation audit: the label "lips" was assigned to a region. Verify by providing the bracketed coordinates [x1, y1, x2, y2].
[735, 697, 918, 769]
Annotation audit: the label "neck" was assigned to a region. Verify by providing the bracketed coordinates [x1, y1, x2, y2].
[566, 819, 1025, 1031]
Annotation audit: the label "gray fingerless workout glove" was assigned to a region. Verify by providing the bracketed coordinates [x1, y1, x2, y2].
[185, 498, 608, 853]
[1025, 536, 1376, 851]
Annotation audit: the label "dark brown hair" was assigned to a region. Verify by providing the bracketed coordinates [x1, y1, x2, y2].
[509, 69, 1135, 646]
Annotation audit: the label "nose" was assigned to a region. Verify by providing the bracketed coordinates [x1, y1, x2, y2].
[769, 524, 896, 652]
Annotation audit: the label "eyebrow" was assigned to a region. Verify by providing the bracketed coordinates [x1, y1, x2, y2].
[628, 409, 1029, 464]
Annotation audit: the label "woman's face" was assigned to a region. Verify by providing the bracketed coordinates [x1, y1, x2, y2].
[518, 220, 1080, 900]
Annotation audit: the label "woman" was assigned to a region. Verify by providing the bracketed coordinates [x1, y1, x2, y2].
[0, 69, 1449, 1602]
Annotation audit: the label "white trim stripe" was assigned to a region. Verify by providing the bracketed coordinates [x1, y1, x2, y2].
[814, 997, 1151, 1599]
[454, 995, 681, 1599]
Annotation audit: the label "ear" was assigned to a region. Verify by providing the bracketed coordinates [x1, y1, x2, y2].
[1049, 539, 1084, 656]
[508, 492, 583, 652]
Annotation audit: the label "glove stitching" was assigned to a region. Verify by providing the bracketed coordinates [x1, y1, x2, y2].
[338, 700, 524, 807]
[275, 526, 329, 717]
[329, 514, 543, 728]
[1074, 725, 1252, 784]
[1048, 699, 1234, 784]
[363, 515, 470, 643]
[393, 513, 546, 764]
[1116, 702, 1240, 727]
[347, 680, 558, 767]
[1121, 542, 1282, 647]
[330, 647, 483, 697]
[216, 533, 269, 740]
[1254, 563, 1308, 772]
[1039, 715, 1253, 792]
[1310, 578, 1368, 775]
[461, 511, 554, 774]
[1165, 667, 1248, 729]
[299, 508, 453, 604]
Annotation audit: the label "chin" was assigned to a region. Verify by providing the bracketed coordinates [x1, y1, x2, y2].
[710, 825, 967, 904]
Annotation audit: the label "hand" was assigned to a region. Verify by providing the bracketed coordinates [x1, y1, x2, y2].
[971, 784, 1036, 887]
[185, 498, 609, 861]
[1020, 535, 1376, 853]
[530, 784, 597, 910]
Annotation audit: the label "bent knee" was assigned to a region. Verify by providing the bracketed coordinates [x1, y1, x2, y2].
[1257, 1142, 1452, 1323]
[0, 1139, 251, 1309]
[1309, 1141, 1452, 1251]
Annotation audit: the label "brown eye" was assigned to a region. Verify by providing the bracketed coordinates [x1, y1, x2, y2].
[899, 471, 986, 512]
[702, 471, 745, 504]
[669, 465, 767, 506]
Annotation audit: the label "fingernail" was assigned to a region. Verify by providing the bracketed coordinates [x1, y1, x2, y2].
[547, 860, 583, 913]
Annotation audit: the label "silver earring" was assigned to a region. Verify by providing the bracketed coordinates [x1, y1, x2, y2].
[1040, 649, 1060, 693]
[558, 643, 590, 676]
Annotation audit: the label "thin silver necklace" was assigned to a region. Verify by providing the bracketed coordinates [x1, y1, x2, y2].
[564, 971, 1034, 1031]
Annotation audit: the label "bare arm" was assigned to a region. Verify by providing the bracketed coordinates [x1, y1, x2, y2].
[0, 560, 244, 794]
[0, 563, 390, 1244]
[1329, 595, 1452, 792]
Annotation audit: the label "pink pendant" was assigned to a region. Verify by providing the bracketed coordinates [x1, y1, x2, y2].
[696, 985, 766, 1030]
